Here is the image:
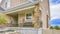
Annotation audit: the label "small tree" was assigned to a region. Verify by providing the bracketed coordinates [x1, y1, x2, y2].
[54, 26, 60, 30]
[0, 14, 7, 28]
[0, 16, 6, 24]
[0, 14, 6, 24]
[50, 26, 60, 30]
[50, 26, 54, 29]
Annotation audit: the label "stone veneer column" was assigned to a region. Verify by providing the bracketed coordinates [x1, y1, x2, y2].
[18, 14, 25, 27]
[33, 3, 40, 28]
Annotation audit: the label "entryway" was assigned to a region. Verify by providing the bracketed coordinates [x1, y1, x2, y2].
[7, 14, 18, 27]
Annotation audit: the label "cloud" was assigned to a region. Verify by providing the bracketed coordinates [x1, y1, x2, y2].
[50, 3, 60, 8]
[51, 16, 60, 20]
[50, 3, 60, 19]
[50, 0, 60, 19]
[50, 18, 60, 26]
[50, 0, 60, 26]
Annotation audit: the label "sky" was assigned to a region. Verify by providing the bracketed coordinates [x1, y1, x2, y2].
[50, 0, 60, 26]
[50, 0, 60, 19]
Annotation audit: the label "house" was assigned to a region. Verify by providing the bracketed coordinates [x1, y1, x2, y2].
[0, 0, 50, 29]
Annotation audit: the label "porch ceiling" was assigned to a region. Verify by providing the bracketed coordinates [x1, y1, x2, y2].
[6, 6, 34, 16]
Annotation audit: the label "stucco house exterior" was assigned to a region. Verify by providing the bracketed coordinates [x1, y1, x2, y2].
[0, 0, 50, 29]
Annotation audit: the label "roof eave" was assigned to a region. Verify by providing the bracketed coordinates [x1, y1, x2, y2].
[6, 1, 41, 11]
[2, 0, 41, 13]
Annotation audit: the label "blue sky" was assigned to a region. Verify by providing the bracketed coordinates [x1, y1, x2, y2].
[50, 0, 60, 5]
[50, 0, 60, 26]
[50, 0, 60, 19]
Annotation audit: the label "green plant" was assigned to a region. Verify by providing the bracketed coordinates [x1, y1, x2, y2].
[50, 26, 54, 29]
[0, 16, 6, 24]
[50, 26, 60, 30]
[54, 26, 60, 30]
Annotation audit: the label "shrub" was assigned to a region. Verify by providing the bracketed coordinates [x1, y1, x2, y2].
[0, 16, 6, 24]
[54, 26, 60, 30]
[50, 26, 54, 29]
[50, 26, 60, 30]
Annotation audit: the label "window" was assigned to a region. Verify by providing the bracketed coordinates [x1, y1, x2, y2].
[26, 13, 32, 19]
[5, 0, 10, 8]
[5, 2, 7, 8]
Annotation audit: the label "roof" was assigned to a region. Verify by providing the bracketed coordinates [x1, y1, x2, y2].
[0, 7, 5, 11]
[8, 0, 41, 10]
[1, 0, 41, 13]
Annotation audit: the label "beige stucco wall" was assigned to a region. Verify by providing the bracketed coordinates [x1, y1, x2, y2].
[10, 0, 27, 8]
[40, 0, 50, 28]
[1, 0, 27, 9]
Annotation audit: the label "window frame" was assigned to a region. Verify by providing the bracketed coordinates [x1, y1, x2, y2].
[25, 13, 33, 20]
[5, 0, 10, 8]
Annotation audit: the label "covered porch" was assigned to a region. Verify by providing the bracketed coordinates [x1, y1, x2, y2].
[5, 4, 42, 28]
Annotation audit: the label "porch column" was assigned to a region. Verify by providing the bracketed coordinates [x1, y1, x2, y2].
[33, 3, 40, 28]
